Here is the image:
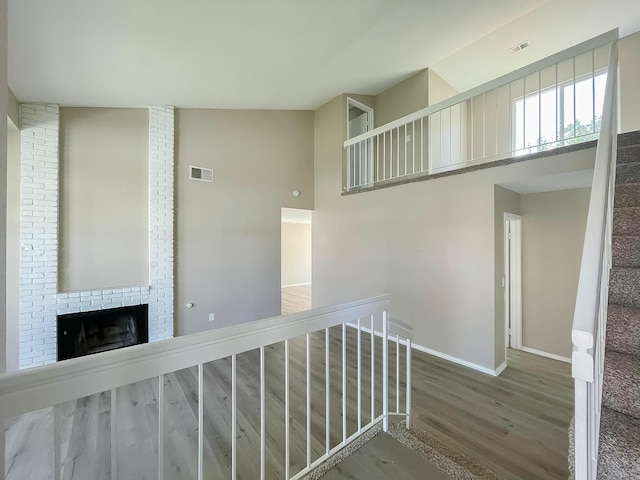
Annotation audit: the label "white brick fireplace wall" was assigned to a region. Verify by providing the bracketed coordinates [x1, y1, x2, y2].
[18, 105, 175, 369]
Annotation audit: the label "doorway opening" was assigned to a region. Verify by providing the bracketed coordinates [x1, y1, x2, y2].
[281, 208, 312, 315]
[347, 97, 375, 188]
[504, 213, 523, 358]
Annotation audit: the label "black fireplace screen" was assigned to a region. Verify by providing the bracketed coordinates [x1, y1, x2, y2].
[57, 304, 149, 361]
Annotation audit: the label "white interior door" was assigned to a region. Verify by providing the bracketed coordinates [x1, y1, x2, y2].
[504, 214, 523, 351]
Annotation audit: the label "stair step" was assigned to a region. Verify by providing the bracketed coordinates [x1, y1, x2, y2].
[607, 305, 640, 357]
[602, 351, 640, 419]
[614, 184, 640, 208]
[596, 407, 640, 479]
[617, 144, 640, 165]
[612, 236, 640, 268]
[609, 267, 640, 308]
[613, 207, 640, 236]
[617, 163, 640, 184]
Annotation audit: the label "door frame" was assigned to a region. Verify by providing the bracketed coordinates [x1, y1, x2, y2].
[504, 213, 523, 355]
[346, 97, 374, 139]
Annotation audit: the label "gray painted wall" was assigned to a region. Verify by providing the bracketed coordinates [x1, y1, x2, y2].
[281, 222, 312, 287]
[374, 70, 429, 127]
[59, 108, 149, 292]
[175, 109, 313, 335]
[521, 188, 590, 358]
[313, 92, 596, 370]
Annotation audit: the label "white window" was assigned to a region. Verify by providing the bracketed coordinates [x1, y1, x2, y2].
[513, 70, 607, 155]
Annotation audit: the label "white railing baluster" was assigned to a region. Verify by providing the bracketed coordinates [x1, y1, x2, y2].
[111, 388, 117, 480]
[342, 323, 347, 443]
[260, 347, 266, 480]
[198, 364, 204, 480]
[383, 132, 387, 180]
[396, 127, 400, 177]
[592, 49, 596, 134]
[376, 135, 380, 182]
[382, 312, 389, 432]
[406, 339, 412, 429]
[158, 374, 164, 480]
[396, 334, 400, 413]
[404, 125, 407, 175]
[232, 354, 237, 480]
[285, 340, 290, 479]
[370, 314, 375, 423]
[420, 117, 424, 172]
[571, 57, 578, 138]
[306, 333, 311, 469]
[325, 327, 330, 456]
[389, 130, 393, 178]
[54, 403, 61, 480]
[412, 121, 415, 174]
[357, 318, 362, 433]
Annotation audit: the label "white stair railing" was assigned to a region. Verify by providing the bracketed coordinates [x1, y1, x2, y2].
[571, 37, 619, 480]
[343, 29, 618, 191]
[0, 296, 412, 480]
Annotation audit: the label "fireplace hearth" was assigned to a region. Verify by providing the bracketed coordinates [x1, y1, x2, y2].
[57, 304, 149, 361]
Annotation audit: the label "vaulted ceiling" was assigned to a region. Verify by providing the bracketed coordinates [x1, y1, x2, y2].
[8, 0, 640, 109]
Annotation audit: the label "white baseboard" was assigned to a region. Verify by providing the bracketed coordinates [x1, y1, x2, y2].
[281, 282, 312, 288]
[494, 361, 508, 376]
[411, 343, 504, 377]
[344, 322, 505, 376]
[521, 346, 571, 364]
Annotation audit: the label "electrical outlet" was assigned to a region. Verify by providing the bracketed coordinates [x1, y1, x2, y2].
[209, 313, 215, 322]
[405, 135, 411, 143]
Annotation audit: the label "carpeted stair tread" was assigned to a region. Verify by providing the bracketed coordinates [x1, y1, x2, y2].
[612, 236, 640, 267]
[617, 145, 640, 165]
[617, 163, 640, 185]
[609, 267, 640, 307]
[602, 351, 640, 419]
[614, 184, 640, 208]
[607, 305, 640, 356]
[613, 207, 640, 236]
[596, 407, 640, 479]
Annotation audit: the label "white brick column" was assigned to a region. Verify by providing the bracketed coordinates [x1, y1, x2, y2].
[148, 106, 175, 341]
[19, 105, 59, 368]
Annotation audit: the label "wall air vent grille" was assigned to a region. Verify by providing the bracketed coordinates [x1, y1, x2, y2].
[190, 166, 214, 182]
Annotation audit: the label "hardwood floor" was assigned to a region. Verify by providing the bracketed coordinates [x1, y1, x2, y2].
[4, 329, 572, 480]
[409, 348, 573, 480]
[281, 285, 312, 315]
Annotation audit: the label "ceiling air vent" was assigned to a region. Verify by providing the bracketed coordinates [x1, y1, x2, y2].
[510, 40, 531, 53]
[190, 166, 214, 182]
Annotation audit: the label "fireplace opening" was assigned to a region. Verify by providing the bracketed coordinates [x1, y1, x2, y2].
[57, 304, 149, 361]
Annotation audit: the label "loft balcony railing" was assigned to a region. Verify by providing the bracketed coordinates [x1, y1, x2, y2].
[343, 30, 618, 191]
[0, 296, 412, 480]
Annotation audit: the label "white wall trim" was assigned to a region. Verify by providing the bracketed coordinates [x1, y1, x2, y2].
[281, 282, 312, 288]
[411, 343, 504, 376]
[494, 361, 508, 376]
[521, 346, 572, 363]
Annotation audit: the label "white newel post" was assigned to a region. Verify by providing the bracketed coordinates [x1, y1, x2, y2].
[17, 105, 175, 368]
